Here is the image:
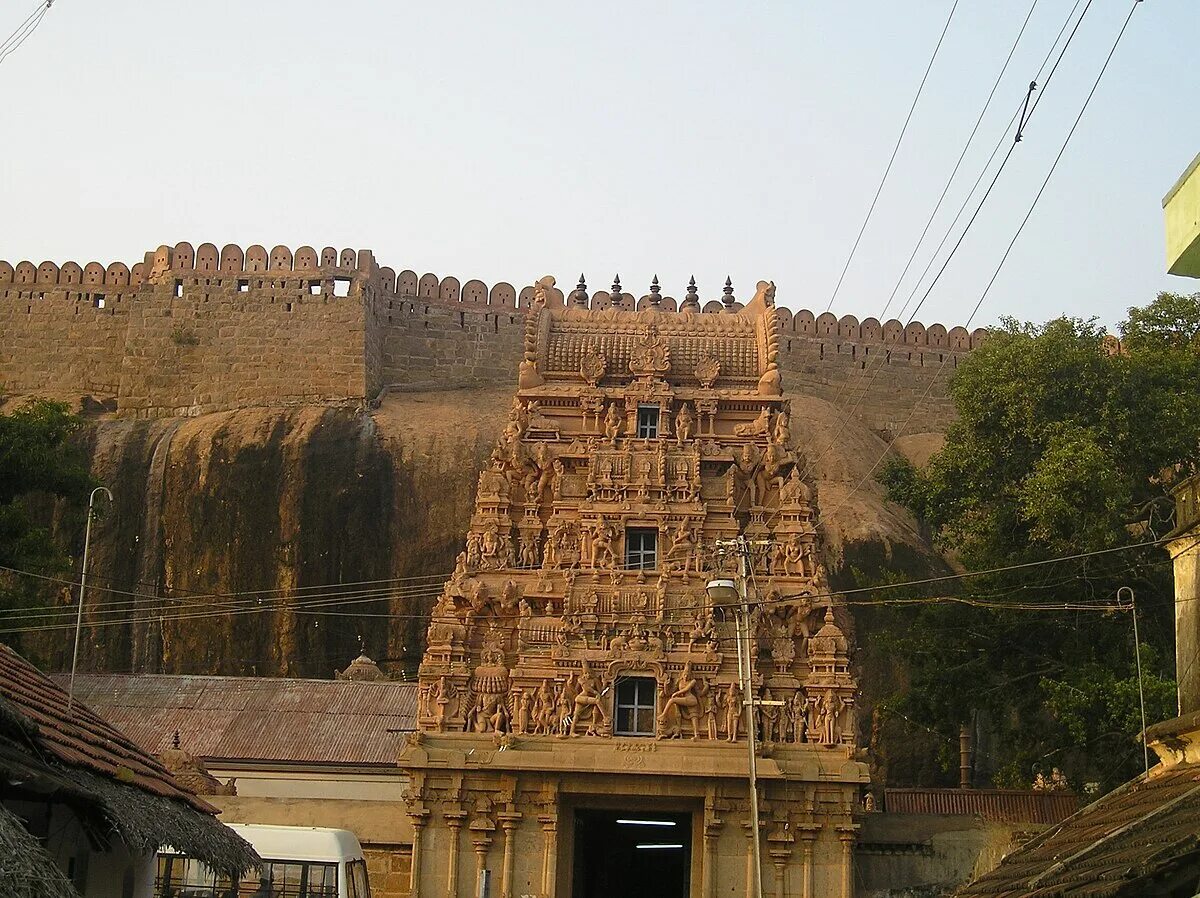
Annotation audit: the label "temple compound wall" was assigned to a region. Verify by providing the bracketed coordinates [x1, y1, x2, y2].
[1, 243, 983, 432]
[397, 279, 869, 897]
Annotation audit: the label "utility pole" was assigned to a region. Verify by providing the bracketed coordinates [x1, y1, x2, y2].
[708, 536, 765, 898]
[67, 486, 112, 715]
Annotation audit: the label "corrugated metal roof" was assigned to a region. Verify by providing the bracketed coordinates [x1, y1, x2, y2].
[884, 788, 1080, 825]
[62, 673, 418, 766]
[0, 645, 214, 813]
[956, 764, 1200, 897]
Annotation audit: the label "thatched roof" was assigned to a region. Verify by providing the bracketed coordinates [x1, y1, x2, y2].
[0, 644, 259, 881]
[63, 768, 258, 875]
[0, 805, 77, 898]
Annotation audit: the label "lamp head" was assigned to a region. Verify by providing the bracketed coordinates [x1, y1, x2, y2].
[706, 578, 739, 606]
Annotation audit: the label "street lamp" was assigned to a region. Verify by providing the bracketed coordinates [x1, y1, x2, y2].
[708, 539, 764, 898]
[67, 486, 112, 714]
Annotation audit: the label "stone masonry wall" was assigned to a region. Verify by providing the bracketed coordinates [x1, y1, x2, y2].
[0, 242, 980, 432]
[1, 242, 373, 418]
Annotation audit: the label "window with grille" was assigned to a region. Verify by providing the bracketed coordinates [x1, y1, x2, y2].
[615, 676, 657, 736]
[625, 528, 657, 570]
[636, 405, 660, 438]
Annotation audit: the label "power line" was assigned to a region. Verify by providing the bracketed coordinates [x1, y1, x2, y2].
[0, 0, 53, 66]
[822, 0, 960, 314]
[791, 0, 1100, 508]
[814, 0, 1142, 531]
[0, 531, 1182, 638]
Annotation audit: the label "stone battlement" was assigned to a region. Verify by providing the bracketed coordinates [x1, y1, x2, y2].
[0, 241, 980, 428]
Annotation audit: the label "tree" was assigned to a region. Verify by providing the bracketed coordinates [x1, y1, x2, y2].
[0, 400, 91, 614]
[877, 292, 1200, 791]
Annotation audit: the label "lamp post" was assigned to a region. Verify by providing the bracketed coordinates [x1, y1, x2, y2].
[708, 536, 763, 898]
[67, 486, 112, 714]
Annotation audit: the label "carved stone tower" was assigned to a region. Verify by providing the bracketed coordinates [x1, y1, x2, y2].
[399, 277, 867, 898]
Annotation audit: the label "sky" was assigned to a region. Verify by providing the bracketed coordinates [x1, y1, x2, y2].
[1, 0, 1197, 331]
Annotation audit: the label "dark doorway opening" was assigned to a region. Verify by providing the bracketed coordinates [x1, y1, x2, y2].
[571, 808, 691, 898]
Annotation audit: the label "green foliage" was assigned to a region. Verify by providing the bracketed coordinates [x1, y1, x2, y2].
[876, 293, 1200, 791]
[1121, 291, 1200, 352]
[170, 326, 200, 347]
[0, 400, 90, 612]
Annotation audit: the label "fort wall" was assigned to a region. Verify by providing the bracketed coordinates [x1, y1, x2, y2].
[1, 243, 983, 431]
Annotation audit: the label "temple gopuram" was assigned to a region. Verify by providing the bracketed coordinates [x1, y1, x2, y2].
[399, 276, 867, 898]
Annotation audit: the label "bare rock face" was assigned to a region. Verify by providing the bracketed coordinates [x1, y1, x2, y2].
[22, 386, 943, 680]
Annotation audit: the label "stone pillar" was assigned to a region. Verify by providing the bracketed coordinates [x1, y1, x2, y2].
[742, 822, 756, 898]
[797, 828, 819, 898]
[445, 812, 466, 898]
[836, 825, 859, 898]
[539, 814, 558, 896]
[769, 850, 789, 898]
[498, 814, 521, 898]
[702, 822, 722, 898]
[408, 813, 428, 898]
[472, 836, 493, 897]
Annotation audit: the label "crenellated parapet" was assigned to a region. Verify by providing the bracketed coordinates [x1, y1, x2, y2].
[376, 270, 989, 352]
[0, 243, 989, 424]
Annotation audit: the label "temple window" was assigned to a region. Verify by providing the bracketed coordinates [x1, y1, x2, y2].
[636, 405, 660, 438]
[625, 528, 657, 570]
[614, 676, 657, 736]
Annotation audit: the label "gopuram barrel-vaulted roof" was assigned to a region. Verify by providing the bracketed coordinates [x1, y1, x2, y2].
[518, 276, 784, 396]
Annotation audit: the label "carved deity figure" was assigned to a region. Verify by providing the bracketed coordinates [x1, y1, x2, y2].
[524, 443, 556, 503]
[813, 691, 840, 745]
[733, 444, 761, 507]
[773, 409, 791, 447]
[725, 682, 742, 743]
[534, 679, 555, 735]
[519, 690, 535, 735]
[589, 517, 617, 569]
[759, 687, 780, 743]
[783, 535, 806, 577]
[791, 690, 808, 743]
[434, 676, 457, 731]
[675, 402, 695, 444]
[519, 533, 541, 568]
[603, 402, 623, 444]
[555, 679, 575, 737]
[569, 661, 609, 736]
[666, 520, 696, 573]
[657, 662, 705, 740]
[466, 531, 483, 570]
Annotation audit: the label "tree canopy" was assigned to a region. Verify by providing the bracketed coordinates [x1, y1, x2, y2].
[0, 400, 90, 612]
[877, 291, 1200, 792]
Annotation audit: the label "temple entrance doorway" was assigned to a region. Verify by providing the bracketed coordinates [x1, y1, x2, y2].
[571, 808, 692, 898]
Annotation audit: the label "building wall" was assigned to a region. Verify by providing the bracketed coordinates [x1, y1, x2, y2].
[856, 812, 1038, 898]
[1164, 151, 1200, 278]
[7, 800, 156, 898]
[1170, 475, 1200, 715]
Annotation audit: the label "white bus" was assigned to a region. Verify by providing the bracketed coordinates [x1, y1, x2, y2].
[156, 824, 372, 898]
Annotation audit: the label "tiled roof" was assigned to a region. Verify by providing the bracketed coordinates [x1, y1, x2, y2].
[884, 788, 1079, 825]
[956, 764, 1200, 897]
[62, 673, 418, 766]
[0, 644, 214, 814]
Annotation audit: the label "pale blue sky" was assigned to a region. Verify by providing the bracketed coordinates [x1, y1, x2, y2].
[1, 0, 1197, 330]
